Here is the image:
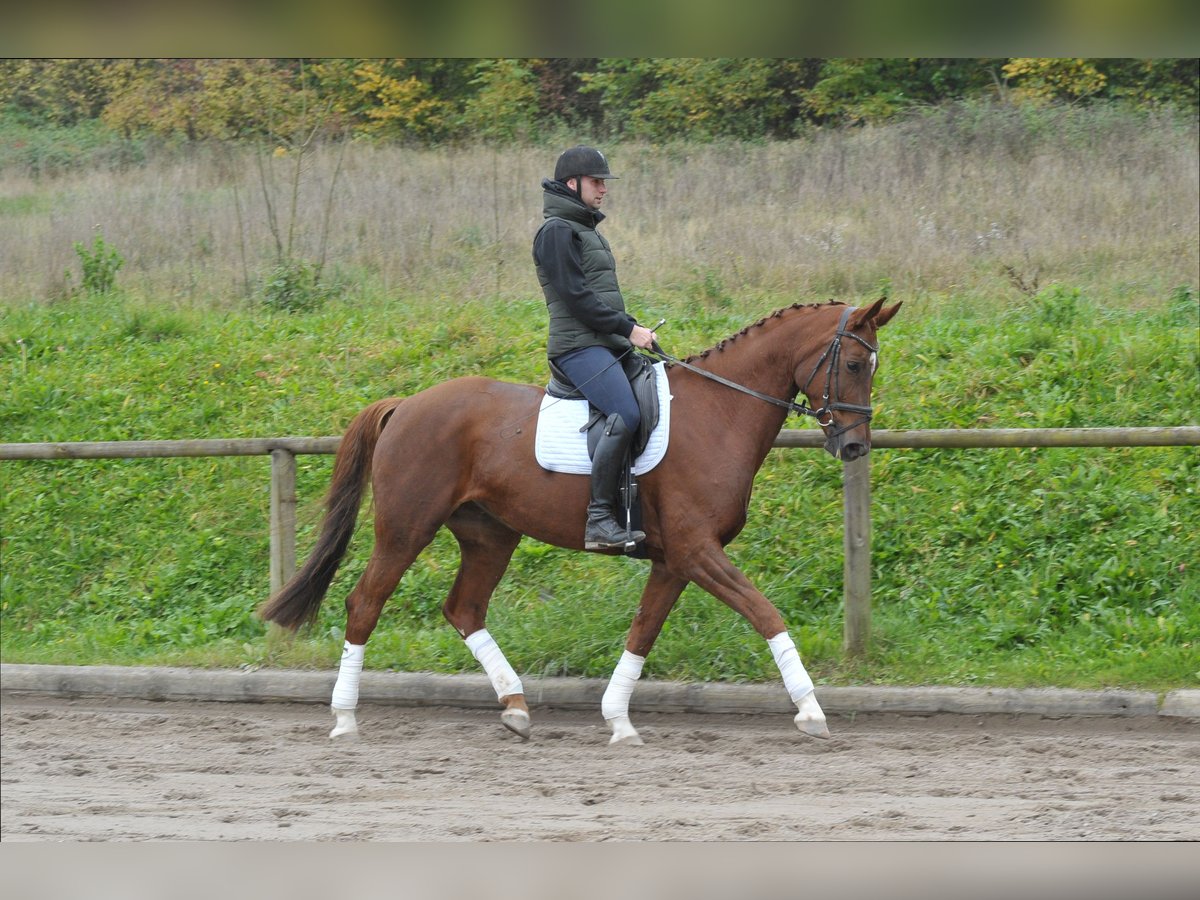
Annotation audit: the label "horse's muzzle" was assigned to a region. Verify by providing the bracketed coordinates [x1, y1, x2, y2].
[827, 436, 869, 461]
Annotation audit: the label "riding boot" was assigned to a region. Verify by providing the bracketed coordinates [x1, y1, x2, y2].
[585, 414, 646, 551]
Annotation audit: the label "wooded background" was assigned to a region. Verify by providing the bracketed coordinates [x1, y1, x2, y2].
[3, 58, 1196, 144]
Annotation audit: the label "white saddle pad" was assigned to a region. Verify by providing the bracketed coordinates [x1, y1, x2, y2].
[534, 361, 672, 475]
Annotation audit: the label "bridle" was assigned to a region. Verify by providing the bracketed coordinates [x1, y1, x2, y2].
[643, 306, 879, 438]
[800, 305, 878, 437]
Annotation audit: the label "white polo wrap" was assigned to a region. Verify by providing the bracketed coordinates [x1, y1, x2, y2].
[465, 629, 524, 700]
[331, 641, 365, 710]
[601, 650, 645, 721]
[767, 631, 814, 703]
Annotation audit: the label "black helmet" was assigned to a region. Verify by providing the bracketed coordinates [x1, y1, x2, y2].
[554, 145, 619, 181]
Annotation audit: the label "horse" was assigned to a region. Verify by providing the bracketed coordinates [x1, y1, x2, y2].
[260, 298, 902, 745]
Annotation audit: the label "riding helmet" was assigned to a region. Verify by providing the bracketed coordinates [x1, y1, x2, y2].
[554, 145, 619, 181]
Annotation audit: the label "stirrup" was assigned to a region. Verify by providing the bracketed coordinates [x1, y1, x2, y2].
[585, 535, 644, 551]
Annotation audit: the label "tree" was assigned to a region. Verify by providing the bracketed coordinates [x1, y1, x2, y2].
[582, 59, 801, 141]
[1096, 58, 1199, 113]
[460, 59, 541, 142]
[4, 58, 1196, 144]
[633, 58, 789, 141]
[1002, 58, 1108, 106]
[0, 59, 111, 125]
[578, 58, 662, 137]
[100, 59, 301, 140]
[350, 59, 456, 141]
[803, 58, 998, 124]
[532, 58, 603, 131]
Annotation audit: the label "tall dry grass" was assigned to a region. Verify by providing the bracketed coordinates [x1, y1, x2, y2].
[2, 103, 1196, 306]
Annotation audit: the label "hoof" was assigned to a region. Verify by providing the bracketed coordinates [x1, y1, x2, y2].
[500, 708, 531, 739]
[606, 715, 643, 746]
[609, 732, 644, 746]
[794, 692, 831, 739]
[794, 713, 831, 740]
[330, 707, 359, 739]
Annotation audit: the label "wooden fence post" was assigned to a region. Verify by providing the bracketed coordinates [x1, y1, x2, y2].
[269, 449, 297, 595]
[842, 454, 871, 657]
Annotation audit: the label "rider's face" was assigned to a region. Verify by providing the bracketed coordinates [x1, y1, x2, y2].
[573, 175, 608, 210]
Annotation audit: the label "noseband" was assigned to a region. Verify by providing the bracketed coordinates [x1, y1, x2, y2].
[644, 306, 879, 436]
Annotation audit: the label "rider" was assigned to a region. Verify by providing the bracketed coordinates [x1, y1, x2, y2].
[533, 145, 658, 551]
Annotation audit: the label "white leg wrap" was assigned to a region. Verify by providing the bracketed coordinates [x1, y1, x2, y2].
[601, 650, 645, 721]
[465, 629, 523, 700]
[767, 632, 814, 703]
[331, 641, 365, 710]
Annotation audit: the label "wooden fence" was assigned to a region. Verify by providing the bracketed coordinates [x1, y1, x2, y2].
[3, 426, 1198, 656]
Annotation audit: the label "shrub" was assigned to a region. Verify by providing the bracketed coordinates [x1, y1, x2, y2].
[259, 259, 336, 313]
[68, 231, 124, 296]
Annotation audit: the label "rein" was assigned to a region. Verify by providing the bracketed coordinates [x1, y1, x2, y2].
[642, 306, 879, 435]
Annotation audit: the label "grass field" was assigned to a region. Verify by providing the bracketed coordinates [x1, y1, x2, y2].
[2, 102, 1196, 308]
[2, 103, 1197, 689]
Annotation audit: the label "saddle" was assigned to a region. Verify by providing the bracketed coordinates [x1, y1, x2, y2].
[545, 352, 661, 461]
[543, 353, 661, 559]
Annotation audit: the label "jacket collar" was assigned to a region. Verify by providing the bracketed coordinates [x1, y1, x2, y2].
[541, 177, 605, 227]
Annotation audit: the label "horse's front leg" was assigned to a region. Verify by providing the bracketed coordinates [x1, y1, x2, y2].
[601, 562, 688, 745]
[675, 544, 830, 740]
[767, 631, 830, 739]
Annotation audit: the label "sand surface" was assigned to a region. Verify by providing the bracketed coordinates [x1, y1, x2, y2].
[2, 695, 1197, 841]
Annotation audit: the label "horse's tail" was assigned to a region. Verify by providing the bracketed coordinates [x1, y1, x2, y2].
[258, 397, 404, 631]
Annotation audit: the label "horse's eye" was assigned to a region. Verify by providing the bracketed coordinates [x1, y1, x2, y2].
[846, 360, 861, 373]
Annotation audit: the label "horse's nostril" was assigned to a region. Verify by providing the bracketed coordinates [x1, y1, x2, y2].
[841, 442, 868, 461]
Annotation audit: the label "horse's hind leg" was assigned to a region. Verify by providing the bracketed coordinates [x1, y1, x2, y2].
[442, 504, 528, 738]
[601, 561, 688, 745]
[330, 524, 441, 739]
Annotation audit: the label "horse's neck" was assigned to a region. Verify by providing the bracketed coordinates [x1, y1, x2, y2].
[683, 312, 813, 453]
[693, 312, 812, 407]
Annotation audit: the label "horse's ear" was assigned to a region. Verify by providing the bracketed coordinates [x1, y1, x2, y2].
[874, 300, 902, 329]
[849, 296, 901, 330]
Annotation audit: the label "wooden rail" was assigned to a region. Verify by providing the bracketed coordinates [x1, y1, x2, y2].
[4, 426, 1198, 657]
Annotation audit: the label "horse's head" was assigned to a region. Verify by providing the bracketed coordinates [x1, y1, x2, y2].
[795, 298, 902, 461]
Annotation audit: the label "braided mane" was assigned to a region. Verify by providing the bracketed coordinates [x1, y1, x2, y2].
[683, 300, 847, 364]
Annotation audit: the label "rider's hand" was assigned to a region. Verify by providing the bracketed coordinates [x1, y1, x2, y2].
[629, 324, 657, 349]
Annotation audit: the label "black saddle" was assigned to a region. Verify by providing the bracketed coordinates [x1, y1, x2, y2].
[545, 352, 661, 461]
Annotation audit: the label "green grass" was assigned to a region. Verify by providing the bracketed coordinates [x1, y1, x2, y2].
[2, 286, 1196, 690]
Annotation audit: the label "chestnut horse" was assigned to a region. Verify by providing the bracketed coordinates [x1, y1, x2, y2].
[260, 298, 901, 744]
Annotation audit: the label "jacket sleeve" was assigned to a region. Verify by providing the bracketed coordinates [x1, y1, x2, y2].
[534, 220, 635, 338]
